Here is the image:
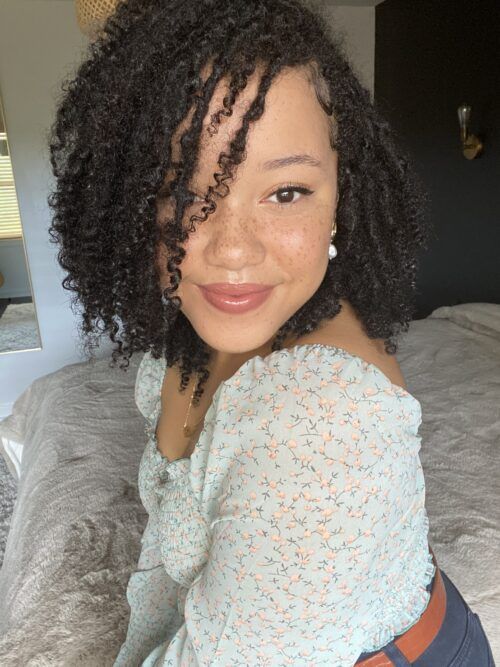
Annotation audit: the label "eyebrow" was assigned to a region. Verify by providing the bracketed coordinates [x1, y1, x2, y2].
[259, 153, 323, 171]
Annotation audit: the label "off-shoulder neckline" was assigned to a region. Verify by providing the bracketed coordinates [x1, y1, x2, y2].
[151, 342, 420, 408]
[231, 343, 418, 404]
[145, 343, 421, 464]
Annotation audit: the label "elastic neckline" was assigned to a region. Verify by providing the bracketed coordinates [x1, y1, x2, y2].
[154, 342, 420, 412]
[290, 343, 417, 395]
[147, 343, 421, 463]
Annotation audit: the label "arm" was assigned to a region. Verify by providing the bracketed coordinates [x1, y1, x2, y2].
[113, 508, 184, 666]
[114, 352, 185, 666]
[155, 350, 429, 666]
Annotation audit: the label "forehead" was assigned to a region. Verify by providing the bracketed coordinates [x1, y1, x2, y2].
[170, 63, 335, 176]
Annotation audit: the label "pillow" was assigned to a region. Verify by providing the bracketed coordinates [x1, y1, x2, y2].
[428, 303, 500, 340]
[0, 436, 22, 480]
[0, 383, 34, 480]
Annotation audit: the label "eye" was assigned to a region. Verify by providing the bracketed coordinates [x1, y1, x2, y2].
[156, 183, 173, 201]
[267, 185, 314, 207]
[188, 190, 205, 203]
[156, 185, 203, 205]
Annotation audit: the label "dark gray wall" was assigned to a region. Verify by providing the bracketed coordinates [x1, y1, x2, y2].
[375, 0, 500, 318]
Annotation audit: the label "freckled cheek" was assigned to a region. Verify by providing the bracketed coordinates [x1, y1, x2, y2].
[273, 221, 327, 270]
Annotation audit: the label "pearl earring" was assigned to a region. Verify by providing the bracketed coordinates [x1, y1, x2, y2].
[328, 220, 337, 260]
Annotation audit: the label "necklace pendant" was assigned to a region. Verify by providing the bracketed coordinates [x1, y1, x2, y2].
[183, 378, 204, 441]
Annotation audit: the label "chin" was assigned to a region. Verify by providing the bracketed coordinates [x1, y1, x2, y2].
[188, 322, 279, 356]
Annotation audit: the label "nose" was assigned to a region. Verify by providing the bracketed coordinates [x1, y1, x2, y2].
[202, 203, 266, 270]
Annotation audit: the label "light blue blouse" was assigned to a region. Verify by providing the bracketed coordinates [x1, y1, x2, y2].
[113, 344, 435, 667]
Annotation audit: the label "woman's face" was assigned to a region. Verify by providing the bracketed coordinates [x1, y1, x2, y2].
[157, 64, 339, 356]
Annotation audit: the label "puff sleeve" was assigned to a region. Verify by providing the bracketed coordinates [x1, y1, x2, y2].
[113, 353, 185, 666]
[154, 346, 435, 667]
[113, 512, 185, 666]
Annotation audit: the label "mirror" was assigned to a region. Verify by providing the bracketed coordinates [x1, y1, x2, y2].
[0, 91, 42, 354]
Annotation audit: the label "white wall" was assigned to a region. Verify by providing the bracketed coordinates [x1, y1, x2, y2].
[0, 1, 110, 419]
[0, 1, 375, 418]
[319, 5, 376, 97]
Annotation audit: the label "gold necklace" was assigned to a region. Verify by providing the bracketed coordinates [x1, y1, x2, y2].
[183, 376, 204, 438]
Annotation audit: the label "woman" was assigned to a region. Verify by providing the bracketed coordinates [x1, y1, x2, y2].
[47, 0, 496, 665]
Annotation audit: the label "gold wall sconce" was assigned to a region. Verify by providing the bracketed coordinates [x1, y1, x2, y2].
[457, 104, 483, 160]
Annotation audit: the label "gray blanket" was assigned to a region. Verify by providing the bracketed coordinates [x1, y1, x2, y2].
[0, 304, 499, 665]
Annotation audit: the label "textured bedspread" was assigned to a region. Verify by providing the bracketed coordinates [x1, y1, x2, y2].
[0, 304, 499, 665]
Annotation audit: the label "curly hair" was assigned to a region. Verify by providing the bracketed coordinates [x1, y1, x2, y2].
[47, 0, 430, 404]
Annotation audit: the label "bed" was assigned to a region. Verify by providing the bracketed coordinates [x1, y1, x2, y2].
[0, 303, 499, 666]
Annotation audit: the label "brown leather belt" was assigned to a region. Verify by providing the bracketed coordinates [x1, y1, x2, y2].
[355, 546, 446, 666]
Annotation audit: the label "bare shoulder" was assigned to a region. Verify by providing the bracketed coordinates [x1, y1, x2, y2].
[289, 299, 407, 391]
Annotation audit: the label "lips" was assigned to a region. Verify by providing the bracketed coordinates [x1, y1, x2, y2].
[199, 283, 274, 296]
[197, 283, 275, 314]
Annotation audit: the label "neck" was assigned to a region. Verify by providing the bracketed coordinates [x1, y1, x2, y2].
[207, 298, 350, 380]
[207, 330, 313, 383]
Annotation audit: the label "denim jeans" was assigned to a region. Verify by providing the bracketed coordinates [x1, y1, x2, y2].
[356, 569, 496, 666]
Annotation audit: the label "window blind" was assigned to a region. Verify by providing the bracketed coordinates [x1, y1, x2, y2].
[0, 131, 23, 241]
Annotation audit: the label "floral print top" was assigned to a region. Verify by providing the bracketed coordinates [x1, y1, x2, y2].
[113, 344, 436, 667]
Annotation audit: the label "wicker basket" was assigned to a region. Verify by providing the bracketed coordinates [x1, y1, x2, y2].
[75, 0, 121, 40]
